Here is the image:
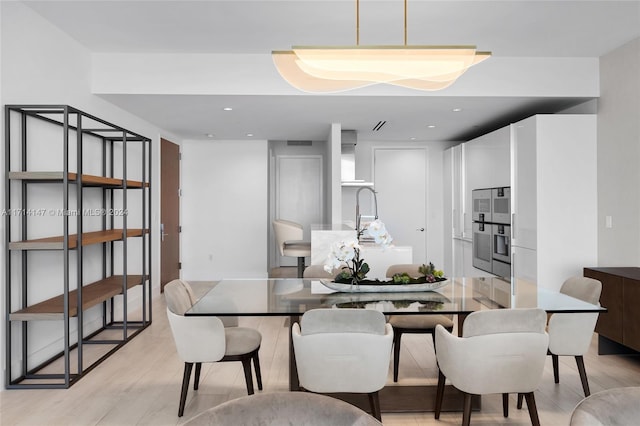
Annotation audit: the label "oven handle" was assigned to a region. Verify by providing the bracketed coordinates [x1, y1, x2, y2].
[511, 213, 515, 240]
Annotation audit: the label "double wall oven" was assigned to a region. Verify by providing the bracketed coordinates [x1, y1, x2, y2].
[472, 187, 511, 277]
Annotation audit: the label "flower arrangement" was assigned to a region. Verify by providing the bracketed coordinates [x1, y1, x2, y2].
[324, 219, 393, 286]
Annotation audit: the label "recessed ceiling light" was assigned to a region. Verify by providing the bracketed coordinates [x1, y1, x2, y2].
[205, 133, 215, 138]
[452, 108, 463, 112]
[223, 107, 233, 111]
[427, 125, 436, 128]
[410, 137, 416, 140]
[246, 133, 254, 137]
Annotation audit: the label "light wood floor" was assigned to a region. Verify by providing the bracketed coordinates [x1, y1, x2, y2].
[2, 279, 640, 426]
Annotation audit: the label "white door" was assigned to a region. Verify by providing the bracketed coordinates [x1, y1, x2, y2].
[275, 155, 323, 266]
[374, 148, 427, 263]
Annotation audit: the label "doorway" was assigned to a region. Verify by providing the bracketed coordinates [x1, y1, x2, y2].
[160, 138, 180, 291]
[272, 153, 323, 267]
[373, 148, 427, 263]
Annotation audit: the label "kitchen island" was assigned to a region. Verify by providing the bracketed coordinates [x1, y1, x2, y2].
[310, 224, 412, 278]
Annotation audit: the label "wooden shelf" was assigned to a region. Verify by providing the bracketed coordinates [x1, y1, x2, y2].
[9, 229, 148, 250]
[9, 275, 147, 321]
[8, 171, 149, 188]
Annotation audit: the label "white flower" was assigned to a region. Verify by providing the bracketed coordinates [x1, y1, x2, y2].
[324, 239, 360, 272]
[374, 231, 393, 248]
[367, 219, 387, 237]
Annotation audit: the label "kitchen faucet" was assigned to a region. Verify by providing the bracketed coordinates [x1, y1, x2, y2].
[355, 186, 378, 239]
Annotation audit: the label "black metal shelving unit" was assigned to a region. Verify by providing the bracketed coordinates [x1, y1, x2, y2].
[4, 105, 152, 389]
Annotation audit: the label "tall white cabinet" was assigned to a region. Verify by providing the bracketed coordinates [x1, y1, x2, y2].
[511, 114, 597, 290]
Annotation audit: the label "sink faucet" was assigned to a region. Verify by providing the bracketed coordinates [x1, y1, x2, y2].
[355, 186, 378, 238]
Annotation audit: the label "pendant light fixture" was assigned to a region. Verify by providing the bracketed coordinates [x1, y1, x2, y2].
[272, 0, 491, 93]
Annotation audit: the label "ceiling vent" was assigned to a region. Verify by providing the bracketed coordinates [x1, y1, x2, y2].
[372, 121, 387, 131]
[287, 140, 312, 146]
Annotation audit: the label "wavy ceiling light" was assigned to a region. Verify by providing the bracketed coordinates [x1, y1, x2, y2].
[272, 0, 491, 93]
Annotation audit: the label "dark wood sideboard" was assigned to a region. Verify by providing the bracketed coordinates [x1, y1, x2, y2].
[584, 267, 640, 355]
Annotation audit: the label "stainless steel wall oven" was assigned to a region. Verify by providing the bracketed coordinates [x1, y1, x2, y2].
[472, 187, 511, 277]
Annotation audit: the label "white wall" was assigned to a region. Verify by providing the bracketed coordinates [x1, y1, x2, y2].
[0, 2, 179, 388]
[597, 37, 640, 265]
[180, 139, 268, 280]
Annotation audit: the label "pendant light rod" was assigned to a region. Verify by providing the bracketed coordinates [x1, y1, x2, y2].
[357, 0, 409, 46]
[404, 0, 408, 46]
[356, 0, 360, 45]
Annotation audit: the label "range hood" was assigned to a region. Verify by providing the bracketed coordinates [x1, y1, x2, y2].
[341, 130, 374, 187]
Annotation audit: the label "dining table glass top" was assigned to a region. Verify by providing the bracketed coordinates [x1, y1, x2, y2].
[185, 276, 605, 317]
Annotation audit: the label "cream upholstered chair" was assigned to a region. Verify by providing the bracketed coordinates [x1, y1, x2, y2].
[164, 280, 263, 417]
[385, 264, 454, 382]
[183, 392, 383, 426]
[434, 308, 549, 426]
[303, 264, 348, 279]
[292, 309, 393, 421]
[548, 276, 602, 396]
[273, 219, 312, 278]
[517, 276, 602, 410]
[569, 387, 640, 426]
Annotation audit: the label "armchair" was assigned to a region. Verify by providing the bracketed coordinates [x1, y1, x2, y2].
[434, 308, 549, 426]
[164, 280, 263, 417]
[273, 219, 312, 278]
[292, 308, 393, 421]
[385, 264, 454, 382]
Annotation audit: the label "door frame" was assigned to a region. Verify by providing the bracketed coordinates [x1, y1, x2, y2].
[160, 138, 181, 291]
[372, 146, 429, 263]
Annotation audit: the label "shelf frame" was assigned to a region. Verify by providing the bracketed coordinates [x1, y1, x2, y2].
[4, 105, 153, 389]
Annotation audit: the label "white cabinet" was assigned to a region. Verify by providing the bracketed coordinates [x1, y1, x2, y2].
[463, 126, 511, 237]
[510, 114, 598, 290]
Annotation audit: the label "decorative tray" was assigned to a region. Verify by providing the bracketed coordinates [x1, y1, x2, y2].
[320, 278, 449, 293]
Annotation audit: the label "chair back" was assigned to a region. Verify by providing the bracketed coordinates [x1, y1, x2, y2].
[166, 309, 226, 363]
[570, 387, 640, 426]
[165, 280, 227, 362]
[273, 219, 303, 256]
[303, 264, 347, 279]
[435, 308, 548, 395]
[292, 309, 393, 393]
[386, 264, 422, 278]
[549, 276, 602, 356]
[560, 276, 602, 304]
[183, 392, 383, 426]
[165, 279, 196, 315]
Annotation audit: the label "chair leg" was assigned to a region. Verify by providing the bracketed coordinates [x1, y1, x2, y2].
[435, 369, 446, 419]
[368, 391, 382, 422]
[502, 393, 509, 417]
[297, 257, 305, 278]
[524, 392, 541, 426]
[241, 356, 255, 395]
[193, 362, 202, 390]
[517, 393, 524, 409]
[462, 392, 473, 426]
[575, 355, 591, 397]
[253, 350, 263, 391]
[552, 354, 560, 383]
[178, 362, 193, 417]
[393, 329, 402, 382]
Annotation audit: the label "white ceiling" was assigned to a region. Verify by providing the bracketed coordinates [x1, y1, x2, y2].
[22, 0, 640, 142]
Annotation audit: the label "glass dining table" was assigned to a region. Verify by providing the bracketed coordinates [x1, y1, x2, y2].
[186, 276, 605, 413]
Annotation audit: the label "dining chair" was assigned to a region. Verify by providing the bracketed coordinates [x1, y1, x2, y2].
[569, 387, 640, 425]
[292, 308, 393, 421]
[164, 279, 263, 417]
[273, 219, 312, 278]
[183, 392, 383, 426]
[385, 264, 454, 382]
[517, 276, 602, 410]
[434, 308, 549, 426]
